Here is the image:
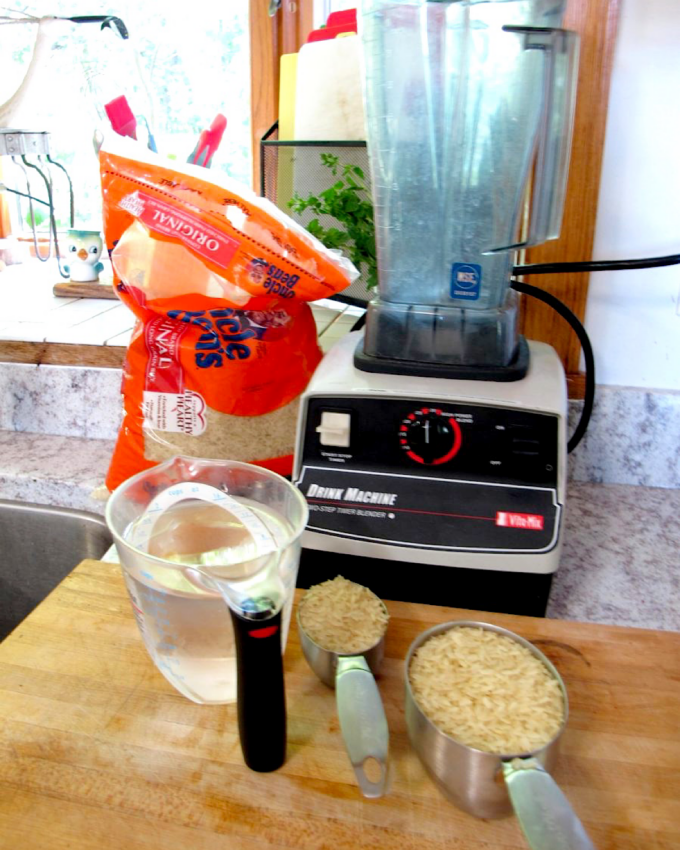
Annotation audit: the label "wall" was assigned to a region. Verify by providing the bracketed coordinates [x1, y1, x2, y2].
[587, 0, 680, 390]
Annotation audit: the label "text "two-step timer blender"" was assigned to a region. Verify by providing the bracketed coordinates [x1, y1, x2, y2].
[294, 0, 579, 617]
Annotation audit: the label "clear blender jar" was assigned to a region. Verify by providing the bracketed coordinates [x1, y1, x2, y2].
[360, 0, 578, 370]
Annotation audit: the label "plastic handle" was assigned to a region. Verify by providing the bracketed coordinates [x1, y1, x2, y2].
[335, 656, 389, 798]
[230, 607, 286, 772]
[494, 27, 580, 252]
[503, 758, 595, 850]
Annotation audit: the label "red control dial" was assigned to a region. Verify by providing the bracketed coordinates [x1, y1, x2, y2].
[399, 408, 462, 465]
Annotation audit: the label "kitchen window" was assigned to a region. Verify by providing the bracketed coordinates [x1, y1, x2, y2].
[0, 0, 620, 399]
[0, 1, 251, 239]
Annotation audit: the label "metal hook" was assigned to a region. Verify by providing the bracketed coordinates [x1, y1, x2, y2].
[46, 155, 74, 229]
[21, 154, 69, 277]
[12, 155, 51, 263]
[64, 15, 129, 40]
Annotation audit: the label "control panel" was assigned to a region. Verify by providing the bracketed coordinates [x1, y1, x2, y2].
[296, 395, 562, 554]
[300, 396, 559, 487]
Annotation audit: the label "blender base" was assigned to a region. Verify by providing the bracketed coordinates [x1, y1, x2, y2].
[354, 335, 530, 381]
[293, 333, 567, 620]
[297, 549, 553, 618]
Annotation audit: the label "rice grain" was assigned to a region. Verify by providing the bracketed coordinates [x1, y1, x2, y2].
[144, 398, 299, 463]
[409, 626, 564, 754]
[299, 576, 389, 654]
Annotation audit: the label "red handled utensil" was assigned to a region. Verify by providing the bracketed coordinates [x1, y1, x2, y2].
[187, 113, 227, 168]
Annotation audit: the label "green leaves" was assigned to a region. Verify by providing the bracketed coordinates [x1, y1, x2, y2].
[288, 153, 378, 289]
[25, 207, 46, 229]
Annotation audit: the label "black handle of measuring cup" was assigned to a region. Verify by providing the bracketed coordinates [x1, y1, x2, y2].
[229, 607, 286, 772]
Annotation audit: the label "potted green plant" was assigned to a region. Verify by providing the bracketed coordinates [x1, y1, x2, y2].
[288, 153, 377, 290]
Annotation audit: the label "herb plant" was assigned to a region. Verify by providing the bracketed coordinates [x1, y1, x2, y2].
[287, 153, 377, 289]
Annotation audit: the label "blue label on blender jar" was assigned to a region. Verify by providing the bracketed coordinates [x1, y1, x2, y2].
[451, 263, 481, 300]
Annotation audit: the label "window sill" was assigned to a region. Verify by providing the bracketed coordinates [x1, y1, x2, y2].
[0, 259, 132, 365]
[0, 259, 359, 366]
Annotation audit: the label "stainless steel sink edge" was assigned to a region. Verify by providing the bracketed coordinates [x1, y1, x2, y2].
[0, 499, 114, 639]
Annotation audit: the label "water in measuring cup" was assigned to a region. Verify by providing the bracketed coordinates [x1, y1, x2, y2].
[123, 499, 297, 704]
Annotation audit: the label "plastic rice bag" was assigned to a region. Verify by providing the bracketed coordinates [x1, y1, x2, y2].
[100, 138, 358, 491]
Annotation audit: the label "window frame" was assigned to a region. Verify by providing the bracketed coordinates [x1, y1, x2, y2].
[250, 0, 314, 191]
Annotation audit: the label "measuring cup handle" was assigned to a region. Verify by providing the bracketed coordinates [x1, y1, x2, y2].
[230, 608, 286, 772]
[336, 656, 389, 798]
[503, 758, 595, 850]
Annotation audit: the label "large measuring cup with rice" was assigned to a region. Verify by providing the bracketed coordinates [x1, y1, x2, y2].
[405, 621, 595, 849]
[106, 455, 308, 772]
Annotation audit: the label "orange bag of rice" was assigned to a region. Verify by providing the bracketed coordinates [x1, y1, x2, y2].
[100, 139, 357, 491]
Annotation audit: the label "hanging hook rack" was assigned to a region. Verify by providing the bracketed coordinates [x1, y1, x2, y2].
[1, 131, 71, 277]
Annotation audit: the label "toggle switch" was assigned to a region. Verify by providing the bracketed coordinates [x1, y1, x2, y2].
[316, 411, 351, 447]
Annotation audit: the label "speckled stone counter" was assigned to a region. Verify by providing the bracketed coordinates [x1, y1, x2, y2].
[2, 361, 680, 485]
[0, 431, 114, 513]
[548, 481, 679, 631]
[0, 428, 677, 632]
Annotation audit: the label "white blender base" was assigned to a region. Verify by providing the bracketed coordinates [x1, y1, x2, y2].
[293, 332, 568, 607]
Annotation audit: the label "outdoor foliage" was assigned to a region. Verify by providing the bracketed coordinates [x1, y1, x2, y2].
[0, 1, 251, 231]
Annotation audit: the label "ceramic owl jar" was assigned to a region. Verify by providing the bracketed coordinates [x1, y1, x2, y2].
[65, 229, 104, 282]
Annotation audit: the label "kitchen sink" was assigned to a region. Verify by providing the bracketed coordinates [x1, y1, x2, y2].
[0, 500, 113, 640]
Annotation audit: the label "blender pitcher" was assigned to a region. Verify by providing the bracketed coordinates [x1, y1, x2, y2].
[106, 455, 308, 772]
[360, 0, 579, 369]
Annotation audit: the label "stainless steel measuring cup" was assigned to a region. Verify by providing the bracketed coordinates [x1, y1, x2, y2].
[405, 621, 595, 850]
[297, 600, 389, 798]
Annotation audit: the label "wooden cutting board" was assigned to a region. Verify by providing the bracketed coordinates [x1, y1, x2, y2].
[294, 36, 366, 141]
[0, 559, 679, 849]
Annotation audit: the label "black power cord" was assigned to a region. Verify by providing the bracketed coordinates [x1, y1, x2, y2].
[514, 252, 680, 276]
[511, 280, 594, 453]
[510, 249, 679, 449]
[347, 252, 679, 450]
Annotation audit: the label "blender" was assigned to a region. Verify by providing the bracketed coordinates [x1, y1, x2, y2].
[293, 0, 579, 616]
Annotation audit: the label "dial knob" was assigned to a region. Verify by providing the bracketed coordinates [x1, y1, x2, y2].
[400, 408, 462, 465]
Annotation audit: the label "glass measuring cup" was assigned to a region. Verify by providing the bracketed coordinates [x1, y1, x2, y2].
[106, 455, 308, 771]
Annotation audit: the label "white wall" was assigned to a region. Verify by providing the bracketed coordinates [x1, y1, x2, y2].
[587, 0, 680, 390]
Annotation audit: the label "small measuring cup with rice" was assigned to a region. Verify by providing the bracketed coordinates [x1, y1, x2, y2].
[297, 576, 390, 798]
[405, 621, 595, 850]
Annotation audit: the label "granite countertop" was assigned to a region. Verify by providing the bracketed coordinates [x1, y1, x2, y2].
[0, 429, 677, 632]
[549, 481, 679, 630]
[0, 430, 113, 510]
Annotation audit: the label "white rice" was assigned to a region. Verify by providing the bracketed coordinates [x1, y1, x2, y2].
[299, 576, 389, 654]
[144, 398, 299, 463]
[409, 626, 564, 754]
